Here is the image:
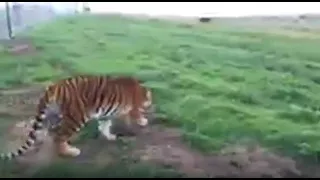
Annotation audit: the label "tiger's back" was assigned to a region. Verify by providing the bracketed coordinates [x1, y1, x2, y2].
[1, 75, 153, 160]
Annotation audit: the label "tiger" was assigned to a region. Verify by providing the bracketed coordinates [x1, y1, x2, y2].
[0, 74, 153, 160]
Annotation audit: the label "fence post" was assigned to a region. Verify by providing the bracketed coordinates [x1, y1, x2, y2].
[5, 2, 14, 39]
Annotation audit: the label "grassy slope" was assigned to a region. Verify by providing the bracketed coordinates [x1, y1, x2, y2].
[1, 14, 320, 176]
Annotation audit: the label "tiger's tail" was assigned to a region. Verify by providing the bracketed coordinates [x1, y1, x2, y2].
[0, 105, 51, 161]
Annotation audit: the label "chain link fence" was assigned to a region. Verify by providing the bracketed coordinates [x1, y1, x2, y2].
[0, 2, 79, 40]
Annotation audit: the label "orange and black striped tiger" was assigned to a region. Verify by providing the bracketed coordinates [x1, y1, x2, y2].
[0, 75, 153, 160]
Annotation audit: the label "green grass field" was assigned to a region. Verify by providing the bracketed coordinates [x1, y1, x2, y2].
[1, 14, 320, 177]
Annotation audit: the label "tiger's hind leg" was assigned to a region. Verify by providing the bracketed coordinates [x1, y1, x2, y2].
[98, 119, 117, 141]
[56, 140, 81, 157]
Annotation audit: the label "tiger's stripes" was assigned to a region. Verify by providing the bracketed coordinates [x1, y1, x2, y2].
[0, 75, 152, 160]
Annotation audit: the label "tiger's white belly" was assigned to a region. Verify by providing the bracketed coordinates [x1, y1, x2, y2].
[87, 103, 133, 121]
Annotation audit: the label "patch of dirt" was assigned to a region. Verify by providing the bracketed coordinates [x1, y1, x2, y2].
[130, 126, 303, 178]
[0, 85, 319, 178]
[0, 38, 36, 56]
[0, 85, 44, 116]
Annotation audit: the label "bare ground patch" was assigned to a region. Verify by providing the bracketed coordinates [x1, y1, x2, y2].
[0, 38, 36, 56]
[0, 86, 319, 178]
[129, 126, 303, 178]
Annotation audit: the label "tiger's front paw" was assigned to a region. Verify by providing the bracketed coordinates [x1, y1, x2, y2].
[98, 120, 117, 141]
[104, 133, 117, 141]
[137, 117, 148, 127]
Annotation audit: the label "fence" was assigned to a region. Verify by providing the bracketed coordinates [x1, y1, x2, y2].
[0, 2, 79, 40]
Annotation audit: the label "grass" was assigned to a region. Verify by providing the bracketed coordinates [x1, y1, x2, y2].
[1, 14, 320, 177]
